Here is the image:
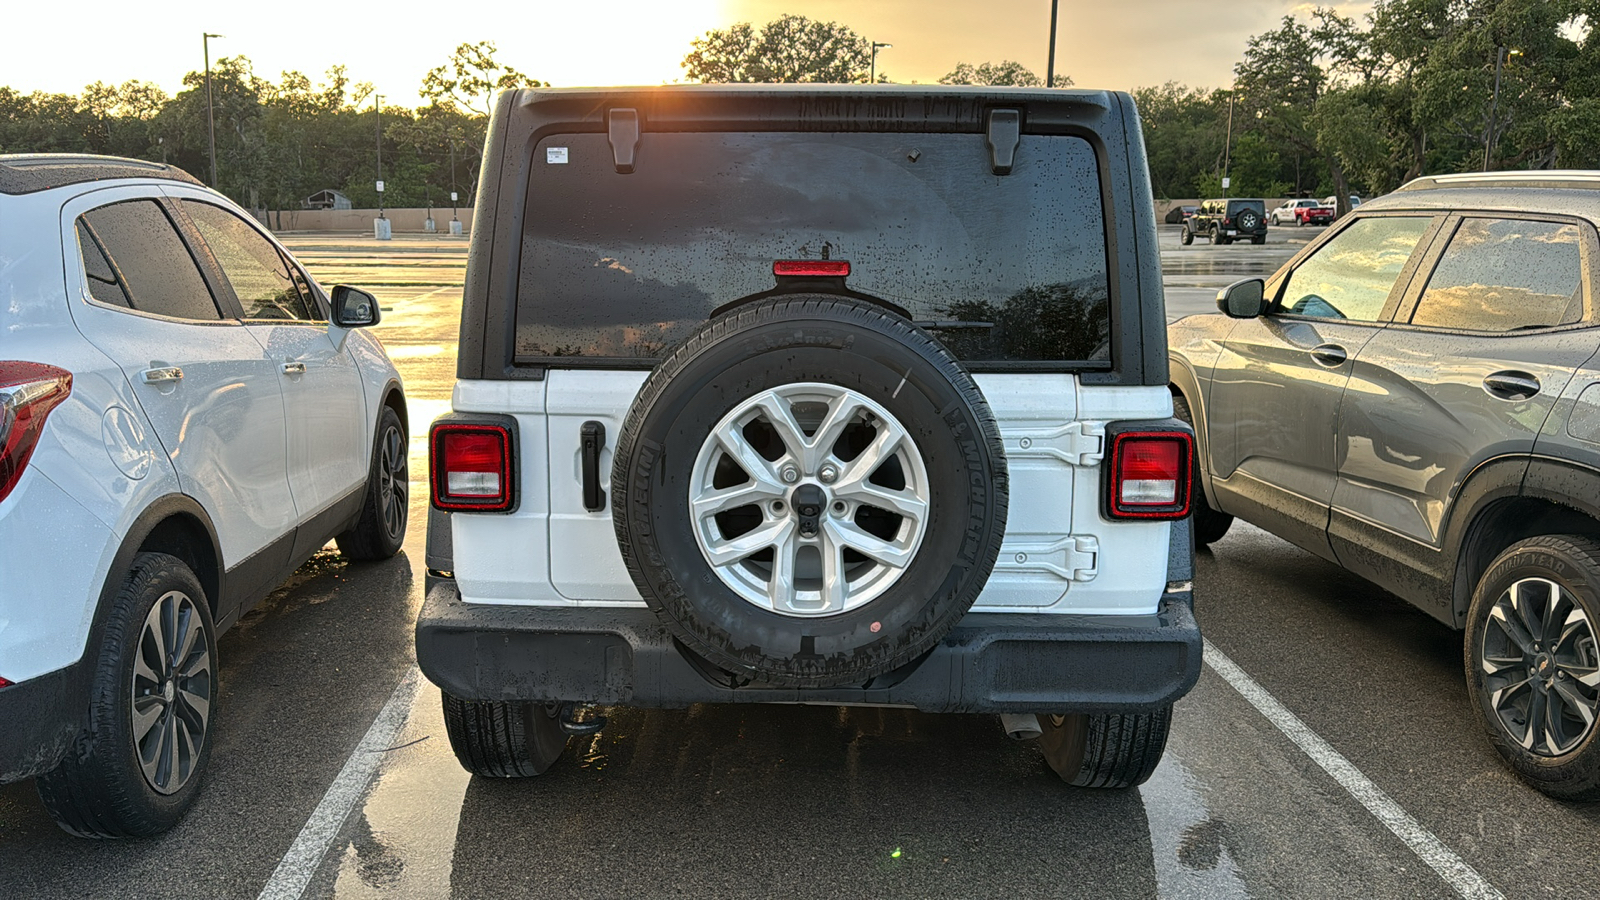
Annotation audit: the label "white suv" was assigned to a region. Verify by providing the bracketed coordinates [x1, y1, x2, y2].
[418, 87, 1201, 790]
[0, 155, 409, 837]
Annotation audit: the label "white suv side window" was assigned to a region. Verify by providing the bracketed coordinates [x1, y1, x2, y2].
[76, 201, 221, 321]
[182, 201, 314, 321]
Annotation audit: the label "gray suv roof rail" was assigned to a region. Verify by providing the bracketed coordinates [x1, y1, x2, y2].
[0, 154, 203, 196]
[1396, 170, 1600, 193]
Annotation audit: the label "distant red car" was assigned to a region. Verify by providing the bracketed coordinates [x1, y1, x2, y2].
[1296, 202, 1334, 226]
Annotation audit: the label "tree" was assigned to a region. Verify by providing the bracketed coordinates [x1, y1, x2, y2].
[682, 15, 871, 83]
[1233, 11, 1365, 215]
[421, 41, 545, 118]
[939, 61, 1052, 87]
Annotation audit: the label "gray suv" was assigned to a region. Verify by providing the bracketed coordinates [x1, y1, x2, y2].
[1169, 171, 1600, 800]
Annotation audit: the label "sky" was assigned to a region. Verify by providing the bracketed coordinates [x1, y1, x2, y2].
[4, 1, 1374, 105]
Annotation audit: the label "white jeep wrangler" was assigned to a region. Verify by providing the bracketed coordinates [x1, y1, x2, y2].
[417, 85, 1200, 788]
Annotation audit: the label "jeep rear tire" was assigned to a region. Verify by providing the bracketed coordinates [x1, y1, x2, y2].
[1037, 706, 1172, 788]
[1210, 228, 1225, 246]
[1180, 227, 1194, 245]
[442, 693, 569, 777]
[611, 296, 1008, 688]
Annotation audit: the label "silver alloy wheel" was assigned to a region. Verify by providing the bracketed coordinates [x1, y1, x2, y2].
[131, 590, 212, 794]
[378, 423, 408, 540]
[689, 383, 930, 617]
[1481, 577, 1600, 757]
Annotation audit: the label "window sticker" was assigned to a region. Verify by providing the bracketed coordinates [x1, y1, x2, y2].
[547, 147, 569, 164]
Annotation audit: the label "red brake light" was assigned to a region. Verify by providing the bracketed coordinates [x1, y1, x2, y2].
[0, 361, 73, 505]
[774, 260, 851, 277]
[431, 423, 514, 511]
[0, 676, 12, 689]
[1108, 431, 1192, 520]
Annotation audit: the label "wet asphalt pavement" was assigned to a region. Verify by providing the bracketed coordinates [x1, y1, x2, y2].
[3, 226, 1595, 899]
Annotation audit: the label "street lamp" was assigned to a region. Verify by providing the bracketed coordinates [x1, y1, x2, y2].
[374, 93, 384, 220]
[1047, 0, 1060, 88]
[870, 42, 891, 84]
[1483, 46, 1522, 172]
[203, 33, 222, 188]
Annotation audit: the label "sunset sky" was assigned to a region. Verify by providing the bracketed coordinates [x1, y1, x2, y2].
[6, 1, 1371, 104]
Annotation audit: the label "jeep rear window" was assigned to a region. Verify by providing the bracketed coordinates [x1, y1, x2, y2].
[515, 131, 1110, 368]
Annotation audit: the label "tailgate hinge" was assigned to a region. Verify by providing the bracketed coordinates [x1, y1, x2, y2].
[1003, 535, 1099, 582]
[1008, 421, 1105, 467]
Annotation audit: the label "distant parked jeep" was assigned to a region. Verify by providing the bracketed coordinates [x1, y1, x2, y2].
[1183, 198, 1267, 245]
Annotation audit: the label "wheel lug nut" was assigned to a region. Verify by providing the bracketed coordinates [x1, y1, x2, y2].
[819, 465, 838, 483]
[781, 465, 800, 483]
[832, 501, 846, 515]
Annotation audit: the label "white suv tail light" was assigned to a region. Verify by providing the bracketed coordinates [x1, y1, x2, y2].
[0, 362, 73, 504]
[1106, 430, 1193, 520]
[430, 419, 516, 512]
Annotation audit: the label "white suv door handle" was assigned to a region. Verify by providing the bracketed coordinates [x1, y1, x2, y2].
[140, 366, 184, 384]
[281, 361, 307, 375]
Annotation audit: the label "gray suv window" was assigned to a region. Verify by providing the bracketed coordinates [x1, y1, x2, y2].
[515, 131, 1110, 366]
[1279, 216, 1432, 322]
[1409, 218, 1584, 332]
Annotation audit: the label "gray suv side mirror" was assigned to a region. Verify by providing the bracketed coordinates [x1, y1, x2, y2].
[332, 285, 381, 327]
[1217, 279, 1268, 318]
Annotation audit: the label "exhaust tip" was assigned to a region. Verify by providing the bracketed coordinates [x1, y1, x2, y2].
[999, 713, 1042, 741]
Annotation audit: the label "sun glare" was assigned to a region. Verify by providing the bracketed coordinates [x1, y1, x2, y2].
[523, 0, 730, 87]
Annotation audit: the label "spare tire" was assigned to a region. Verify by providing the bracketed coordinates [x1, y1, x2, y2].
[611, 296, 1008, 687]
[1236, 209, 1261, 232]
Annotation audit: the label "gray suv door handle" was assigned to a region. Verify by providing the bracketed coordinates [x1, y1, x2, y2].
[281, 361, 307, 375]
[1309, 344, 1347, 367]
[1483, 371, 1541, 401]
[140, 366, 183, 384]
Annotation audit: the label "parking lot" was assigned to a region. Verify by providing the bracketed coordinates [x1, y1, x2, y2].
[2, 226, 1595, 900]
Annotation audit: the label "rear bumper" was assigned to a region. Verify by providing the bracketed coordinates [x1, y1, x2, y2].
[0, 663, 81, 784]
[416, 583, 1202, 714]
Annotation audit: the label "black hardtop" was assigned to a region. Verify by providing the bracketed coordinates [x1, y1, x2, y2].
[0, 154, 203, 196]
[459, 84, 1167, 388]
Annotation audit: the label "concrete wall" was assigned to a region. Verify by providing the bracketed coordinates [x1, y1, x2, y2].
[268, 207, 473, 233]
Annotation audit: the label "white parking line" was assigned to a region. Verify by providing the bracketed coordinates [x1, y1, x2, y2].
[1203, 639, 1503, 900]
[257, 667, 421, 900]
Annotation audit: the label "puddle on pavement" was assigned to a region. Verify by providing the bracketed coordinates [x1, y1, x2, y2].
[327, 683, 468, 900]
[1141, 754, 1249, 899]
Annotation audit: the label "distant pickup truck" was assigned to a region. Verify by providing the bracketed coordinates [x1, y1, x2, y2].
[1270, 198, 1332, 226]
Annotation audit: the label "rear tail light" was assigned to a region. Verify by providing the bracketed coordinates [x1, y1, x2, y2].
[1, 362, 73, 504]
[774, 260, 851, 277]
[430, 422, 515, 511]
[0, 676, 13, 689]
[1107, 431, 1192, 520]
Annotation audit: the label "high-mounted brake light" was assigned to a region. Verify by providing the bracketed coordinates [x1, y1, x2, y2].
[430, 422, 515, 511]
[0, 361, 73, 505]
[1106, 431, 1192, 520]
[774, 260, 851, 278]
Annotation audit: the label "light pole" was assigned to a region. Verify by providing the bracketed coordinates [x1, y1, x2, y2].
[374, 94, 384, 220]
[1483, 47, 1521, 172]
[1222, 89, 1235, 199]
[1047, 0, 1059, 88]
[203, 33, 222, 188]
[870, 42, 891, 84]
